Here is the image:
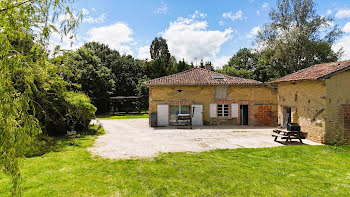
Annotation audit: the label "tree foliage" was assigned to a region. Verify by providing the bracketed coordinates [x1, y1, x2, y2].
[0, 0, 91, 194]
[218, 0, 342, 82]
[257, 0, 342, 77]
[150, 37, 171, 63]
[227, 48, 258, 70]
[56, 43, 115, 114]
[54, 42, 148, 114]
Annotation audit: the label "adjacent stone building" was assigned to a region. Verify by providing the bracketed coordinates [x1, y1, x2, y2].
[272, 60, 350, 144]
[143, 68, 278, 127]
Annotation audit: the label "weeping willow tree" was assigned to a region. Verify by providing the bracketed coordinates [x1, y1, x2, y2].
[0, 0, 81, 194]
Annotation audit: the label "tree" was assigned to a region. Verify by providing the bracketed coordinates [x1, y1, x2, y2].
[60, 44, 116, 114]
[109, 55, 144, 97]
[176, 59, 193, 73]
[147, 58, 169, 79]
[227, 48, 258, 70]
[217, 65, 255, 80]
[136, 75, 151, 113]
[55, 42, 147, 114]
[219, 48, 276, 82]
[150, 37, 171, 63]
[257, 0, 342, 78]
[0, 0, 81, 194]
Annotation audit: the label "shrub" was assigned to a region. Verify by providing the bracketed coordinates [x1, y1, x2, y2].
[63, 91, 97, 132]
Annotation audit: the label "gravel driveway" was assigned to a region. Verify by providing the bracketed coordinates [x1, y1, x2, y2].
[89, 119, 320, 159]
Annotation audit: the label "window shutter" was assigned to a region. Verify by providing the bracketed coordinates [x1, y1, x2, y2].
[231, 103, 239, 118]
[210, 103, 217, 118]
[215, 87, 228, 99]
[157, 104, 169, 126]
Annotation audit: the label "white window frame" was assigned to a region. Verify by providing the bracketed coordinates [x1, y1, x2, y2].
[217, 104, 229, 117]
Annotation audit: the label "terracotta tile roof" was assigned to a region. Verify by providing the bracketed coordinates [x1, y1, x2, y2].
[143, 68, 263, 86]
[272, 60, 350, 83]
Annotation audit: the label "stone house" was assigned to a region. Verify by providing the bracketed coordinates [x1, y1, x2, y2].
[143, 68, 278, 127]
[272, 60, 350, 144]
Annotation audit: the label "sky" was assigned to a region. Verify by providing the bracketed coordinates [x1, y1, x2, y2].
[52, 0, 350, 68]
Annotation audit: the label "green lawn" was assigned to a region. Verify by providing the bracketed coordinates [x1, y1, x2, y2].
[0, 136, 349, 196]
[96, 114, 149, 120]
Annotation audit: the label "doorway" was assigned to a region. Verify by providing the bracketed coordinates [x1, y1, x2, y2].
[240, 105, 249, 125]
[284, 107, 292, 127]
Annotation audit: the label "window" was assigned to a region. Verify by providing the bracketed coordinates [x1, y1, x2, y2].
[169, 105, 190, 124]
[215, 86, 227, 99]
[218, 104, 229, 117]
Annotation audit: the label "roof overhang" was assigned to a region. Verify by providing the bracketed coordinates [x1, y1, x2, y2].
[317, 66, 350, 80]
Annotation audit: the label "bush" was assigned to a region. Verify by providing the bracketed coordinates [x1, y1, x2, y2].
[63, 91, 97, 132]
[27, 62, 97, 136]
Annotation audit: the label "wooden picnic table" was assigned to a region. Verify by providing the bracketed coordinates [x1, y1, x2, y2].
[272, 129, 303, 143]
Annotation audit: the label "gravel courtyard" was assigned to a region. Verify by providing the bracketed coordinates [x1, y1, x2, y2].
[89, 119, 320, 159]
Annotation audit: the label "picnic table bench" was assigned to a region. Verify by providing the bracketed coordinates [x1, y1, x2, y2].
[176, 114, 192, 129]
[272, 129, 304, 143]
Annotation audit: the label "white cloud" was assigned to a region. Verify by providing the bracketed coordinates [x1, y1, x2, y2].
[83, 14, 105, 24]
[342, 22, 350, 33]
[222, 10, 244, 21]
[60, 8, 105, 24]
[212, 56, 231, 69]
[256, 10, 260, 16]
[80, 8, 105, 24]
[326, 9, 332, 15]
[247, 26, 261, 38]
[86, 22, 135, 55]
[49, 31, 84, 53]
[191, 10, 207, 19]
[335, 9, 350, 19]
[138, 45, 151, 60]
[154, 1, 167, 14]
[161, 12, 233, 62]
[262, 2, 269, 9]
[333, 36, 350, 60]
[219, 20, 224, 26]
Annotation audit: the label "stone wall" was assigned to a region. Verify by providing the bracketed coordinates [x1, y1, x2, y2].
[277, 81, 327, 143]
[325, 71, 350, 144]
[148, 85, 278, 126]
[342, 105, 350, 144]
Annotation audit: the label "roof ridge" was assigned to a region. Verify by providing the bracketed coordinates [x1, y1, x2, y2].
[199, 67, 263, 83]
[272, 59, 350, 83]
[145, 67, 198, 82]
[143, 67, 263, 86]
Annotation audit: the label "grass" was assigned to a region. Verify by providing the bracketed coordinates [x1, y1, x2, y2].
[0, 136, 349, 196]
[96, 114, 149, 120]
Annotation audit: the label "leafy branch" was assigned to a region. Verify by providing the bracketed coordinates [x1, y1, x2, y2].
[0, 0, 34, 13]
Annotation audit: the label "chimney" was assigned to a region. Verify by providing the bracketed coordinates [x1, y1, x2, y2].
[204, 61, 213, 71]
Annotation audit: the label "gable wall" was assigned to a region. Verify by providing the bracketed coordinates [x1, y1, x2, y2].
[277, 81, 326, 143]
[325, 71, 350, 144]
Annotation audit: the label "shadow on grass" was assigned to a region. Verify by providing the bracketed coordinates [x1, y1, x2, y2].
[24, 124, 104, 158]
[96, 114, 149, 120]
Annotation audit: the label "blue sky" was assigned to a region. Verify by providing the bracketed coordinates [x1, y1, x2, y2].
[53, 0, 350, 68]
